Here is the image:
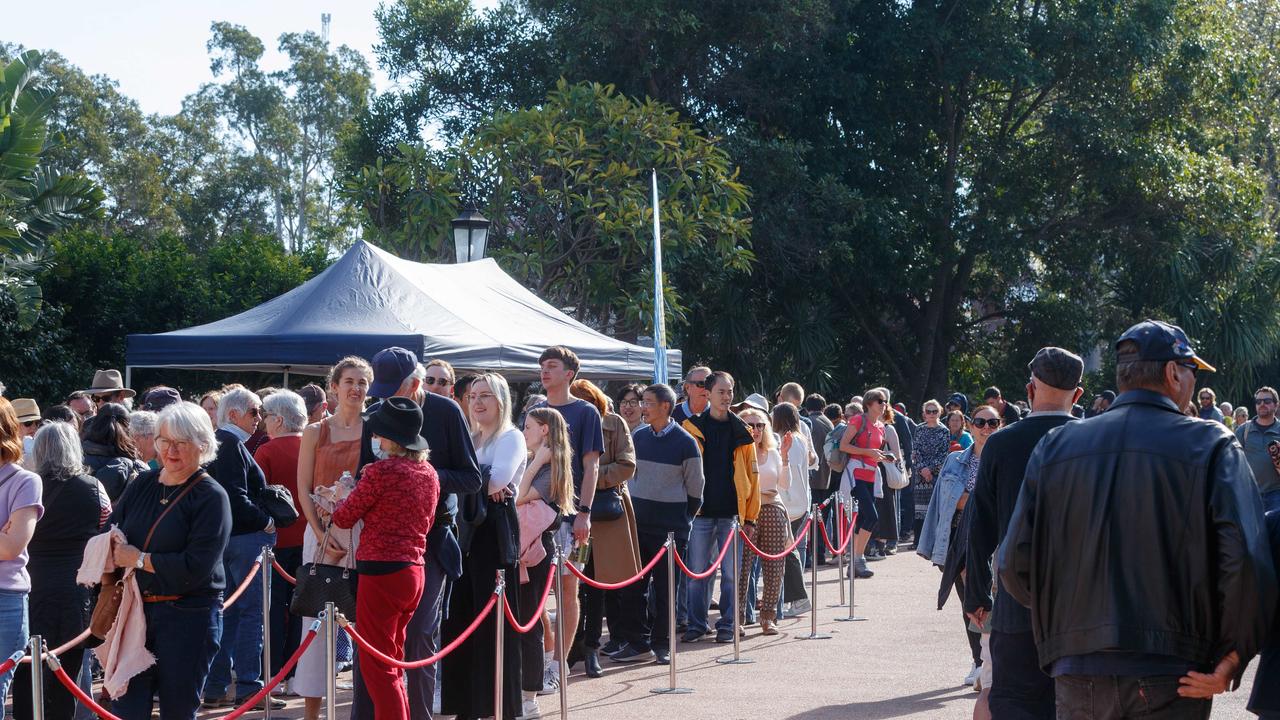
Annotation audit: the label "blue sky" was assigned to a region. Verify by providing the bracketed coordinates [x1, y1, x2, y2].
[7, 1, 397, 115]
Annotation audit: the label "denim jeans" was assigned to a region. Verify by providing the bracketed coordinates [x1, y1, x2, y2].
[204, 530, 274, 700]
[686, 517, 738, 633]
[1054, 674, 1210, 719]
[114, 599, 222, 720]
[0, 589, 28, 711]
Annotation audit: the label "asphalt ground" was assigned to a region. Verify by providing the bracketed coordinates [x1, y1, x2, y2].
[180, 548, 1256, 719]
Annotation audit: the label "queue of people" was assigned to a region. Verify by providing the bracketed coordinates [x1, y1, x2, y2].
[1, 318, 1279, 720]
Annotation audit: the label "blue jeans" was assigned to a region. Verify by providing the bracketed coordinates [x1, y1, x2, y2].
[0, 589, 28, 710]
[686, 517, 738, 633]
[114, 599, 222, 720]
[204, 530, 273, 700]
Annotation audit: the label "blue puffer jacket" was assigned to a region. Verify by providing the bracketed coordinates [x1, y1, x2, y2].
[916, 445, 972, 566]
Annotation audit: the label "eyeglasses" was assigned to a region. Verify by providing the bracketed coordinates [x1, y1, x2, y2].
[92, 395, 110, 404]
[640, 400, 662, 408]
[155, 437, 193, 452]
[619, 399, 641, 408]
[970, 417, 1001, 429]
[686, 379, 707, 389]
[747, 423, 767, 431]
[468, 392, 496, 403]
[923, 409, 939, 415]
[1256, 398, 1278, 406]
[424, 377, 452, 387]
[21, 420, 39, 428]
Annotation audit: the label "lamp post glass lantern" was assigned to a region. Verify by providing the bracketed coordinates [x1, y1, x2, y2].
[452, 208, 491, 263]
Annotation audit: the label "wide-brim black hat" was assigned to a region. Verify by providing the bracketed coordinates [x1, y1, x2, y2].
[366, 396, 430, 451]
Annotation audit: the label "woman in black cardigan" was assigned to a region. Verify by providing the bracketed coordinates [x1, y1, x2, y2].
[11, 422, 110, 720]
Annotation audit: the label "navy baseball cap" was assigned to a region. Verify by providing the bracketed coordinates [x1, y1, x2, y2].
[945, 393, 969, 414]
[1115, 320, 1216, 372]
[369, 347, 419, 398]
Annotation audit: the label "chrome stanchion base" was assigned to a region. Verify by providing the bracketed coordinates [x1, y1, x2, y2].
[833, 615, 868, 622]
[650, 687, 696, 694]
[715, 654, 756, 665]
[801, 631, 834, 639]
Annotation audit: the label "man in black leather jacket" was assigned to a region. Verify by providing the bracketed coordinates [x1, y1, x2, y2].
[999, 319, 1277, 718]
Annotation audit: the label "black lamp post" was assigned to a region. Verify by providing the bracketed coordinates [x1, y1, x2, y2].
[451, 207, 491, 263]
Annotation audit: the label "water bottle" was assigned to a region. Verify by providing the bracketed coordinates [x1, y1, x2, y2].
[338, 470, 355, 491]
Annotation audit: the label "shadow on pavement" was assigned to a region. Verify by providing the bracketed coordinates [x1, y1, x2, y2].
[782, 686, 974, 720]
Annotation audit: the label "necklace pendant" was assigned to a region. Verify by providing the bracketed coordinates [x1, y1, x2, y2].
[159, 498, 169, 505]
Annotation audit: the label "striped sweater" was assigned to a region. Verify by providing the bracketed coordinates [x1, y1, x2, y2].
[630, 421, 705, 537]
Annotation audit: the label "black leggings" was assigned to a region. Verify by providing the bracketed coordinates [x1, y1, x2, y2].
[851, 480, 879, 533]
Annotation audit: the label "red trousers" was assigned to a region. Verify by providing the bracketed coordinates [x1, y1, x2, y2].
[356, 564, 425, 720]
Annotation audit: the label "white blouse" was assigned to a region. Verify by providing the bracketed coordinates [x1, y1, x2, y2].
[476, 427, 528, 494]
[780, 432, 812, 519]
[757, 448, 787, 507]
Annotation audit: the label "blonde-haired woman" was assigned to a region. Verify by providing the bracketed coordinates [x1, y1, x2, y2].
[911, 399, 951, 542]
[516, 407, 576, 717]
[291, 356, 371, 717]
[740, 407, 790, 635]
[569, 379, 639, 668]
[441, 373, 523, 719]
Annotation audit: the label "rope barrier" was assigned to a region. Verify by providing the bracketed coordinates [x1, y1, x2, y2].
[739, 515, 812, 561]
[221, 561, 262, 609]
[271, 559, 297, 585]
[343, 586, 501, 669]
[217, 623, 319, 720]
[672, 528, 737, 580]
[51, 662, 123, 720]
[817, 514, 857, 556]
[503, 560, 558, 633]
[0, 649, 23, 676]
[565, 546, 667, 590]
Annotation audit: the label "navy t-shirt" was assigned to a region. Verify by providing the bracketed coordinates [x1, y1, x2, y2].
[535, 399, 604, 499]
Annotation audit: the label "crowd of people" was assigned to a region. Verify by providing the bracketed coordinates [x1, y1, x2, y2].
[0, 319, 1277, 720]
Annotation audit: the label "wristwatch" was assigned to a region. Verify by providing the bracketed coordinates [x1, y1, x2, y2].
[135, 553, 146, 570]
[577, 504, 592, 514]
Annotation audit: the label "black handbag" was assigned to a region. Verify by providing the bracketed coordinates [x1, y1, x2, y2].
[590, 487, 624, 522]
[259, 484, 300, 528]
[290, 522, 357, 619]
[488, 496, 520, 566]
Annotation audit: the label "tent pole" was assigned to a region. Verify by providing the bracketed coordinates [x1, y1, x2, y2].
[125, 366, 132, 390]
[283, 367, 291, 388]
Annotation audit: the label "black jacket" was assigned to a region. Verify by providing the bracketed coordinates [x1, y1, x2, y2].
[83, 441, 147, 501]
[964, 413, 1076, 633]
[1248, 510, 1280, 714]
[206, 428, 272, 536]
[998, 389, 1276, 676]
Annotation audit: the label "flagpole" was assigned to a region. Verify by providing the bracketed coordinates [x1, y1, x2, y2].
[652, 169, 668, 385]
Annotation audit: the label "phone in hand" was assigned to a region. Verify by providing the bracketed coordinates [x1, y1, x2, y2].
[881, 452, 898, 463]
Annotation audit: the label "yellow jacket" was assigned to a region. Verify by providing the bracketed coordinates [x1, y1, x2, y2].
[681, 413, 761, 523]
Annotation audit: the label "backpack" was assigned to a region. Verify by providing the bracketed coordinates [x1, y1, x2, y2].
[825, 420, 855, 473]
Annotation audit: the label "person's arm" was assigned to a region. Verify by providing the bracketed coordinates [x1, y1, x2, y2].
[573, 452, 601, 542]
[436, 400, 484, 496]
[0, 506, 38, 561]
[209, 439, 271, 535]
[597, 417, 637, 489]
[333, 463, 381, 529]
[997, 444, 1042, 608]
[964, 441, 999, 622]
[144, 484, 232, 595]
[1204, 439, 1277, 683]
[486, 431, 527, 496]
[296, 423, 326, 539]
[684, 441, 705, 521]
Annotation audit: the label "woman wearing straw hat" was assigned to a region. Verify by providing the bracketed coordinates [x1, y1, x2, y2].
[12, 399, 40, 461]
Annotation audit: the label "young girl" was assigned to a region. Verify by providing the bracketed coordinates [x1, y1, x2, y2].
[517, 408, 575, 718]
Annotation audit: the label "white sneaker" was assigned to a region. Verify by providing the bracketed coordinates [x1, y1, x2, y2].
[538, 665, 560, 696]
[963, 663, 981, 687]
[789, 598, 812, 615]
[520, 697, 542, 718]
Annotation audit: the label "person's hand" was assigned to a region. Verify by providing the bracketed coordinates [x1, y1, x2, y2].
[1178, 652, 1239, 698]
[322, 536, 348, 564]
[532, 445, 552, 468]
[921, 467, 933, 482]
[113, 543, 142, 569]
[868, 449, 888, 463]
[489, 486, 514, 502]
[741, 521, 757, 543]
[573, 512, 591, 543]
[966, 607, 989, 630]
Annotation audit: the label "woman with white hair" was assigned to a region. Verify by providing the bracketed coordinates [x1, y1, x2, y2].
[106, 402, 232, 720]
[253, 390, 309, 677]
[129, 410, 159, 469]
[11, 422, 111, 720]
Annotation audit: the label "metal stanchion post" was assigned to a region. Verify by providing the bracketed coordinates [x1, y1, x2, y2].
[717, 520, 754, 664]
[554, 552, 569, 720]
[802, 504, 832, 640]
[261, 546, 274, 720]
[324, 602, 337, 720]
[494, 569, 505, 720]
[29, 635, 44, 720]
[835, 499, 867, 622]
[652, 533, 693, 694]
[831, 497, 846, 607]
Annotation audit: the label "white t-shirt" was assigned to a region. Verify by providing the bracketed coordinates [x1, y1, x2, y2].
[476, 427, 528, 494]
[756, 448, 786, 507]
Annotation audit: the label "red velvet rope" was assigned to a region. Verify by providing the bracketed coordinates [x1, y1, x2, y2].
[564, 546, 667, 590]
[817, 513, 857, 556]
[272, 558, 297, 585]
[221, 561, 262, 609]
[503, 560, 558, 633]
[0, 650, 22, 676]
[739, 515, 812, 560]
[345, 589, 500, 669]
[672, 529, 737, 579]
[52, 664, 124, 720]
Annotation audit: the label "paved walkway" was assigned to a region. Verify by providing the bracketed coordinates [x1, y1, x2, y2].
[194, 550, 1257, 719]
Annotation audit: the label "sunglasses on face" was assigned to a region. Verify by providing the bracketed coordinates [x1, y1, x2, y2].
[924, 409, 939, 415]
[92, 395, 110, 404]
[1256, 398, 1278, 406]
[686, 379, 707, 389]
[747, 422, 767, 431]
[970, 417, 1001, 429]
[21, 420, 39, 428]
[424, 377, 452, 387]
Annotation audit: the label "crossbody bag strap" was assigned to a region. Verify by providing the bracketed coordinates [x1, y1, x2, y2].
[141, 471, 206, 551]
